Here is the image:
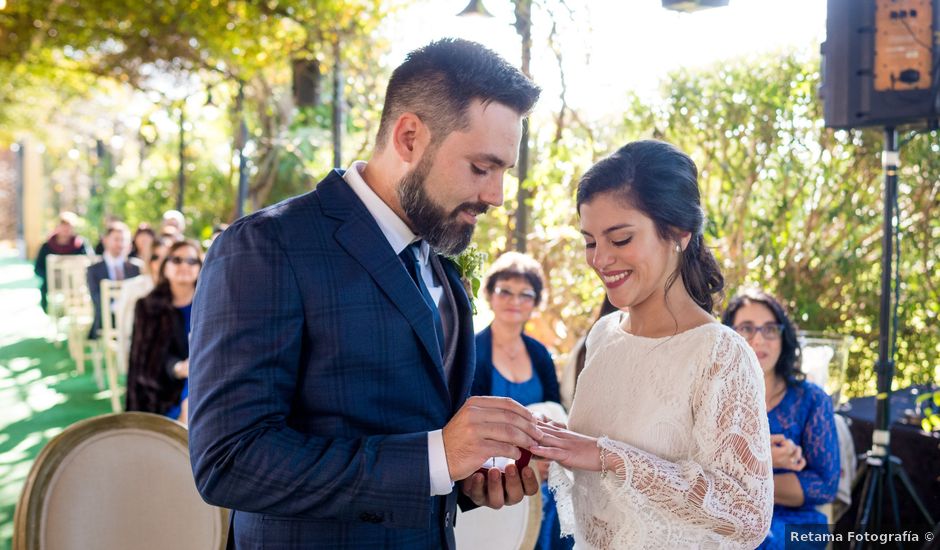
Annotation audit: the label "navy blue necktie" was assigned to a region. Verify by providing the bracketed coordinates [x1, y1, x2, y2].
[400, 242, 445, 358]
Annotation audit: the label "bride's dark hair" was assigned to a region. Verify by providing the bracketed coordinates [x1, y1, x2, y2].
[576, 140, 724, 313]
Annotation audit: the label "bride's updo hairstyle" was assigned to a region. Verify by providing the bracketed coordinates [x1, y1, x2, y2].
[576, 140, 724, 313]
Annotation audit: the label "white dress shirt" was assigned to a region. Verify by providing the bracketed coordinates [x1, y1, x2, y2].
[103, 253, 127, 280]
[342, 161, 455, 497]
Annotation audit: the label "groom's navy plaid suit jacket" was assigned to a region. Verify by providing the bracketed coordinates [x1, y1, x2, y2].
[188, 170, 476, 549]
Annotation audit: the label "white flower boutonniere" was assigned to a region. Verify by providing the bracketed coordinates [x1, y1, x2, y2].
[446, 245, 487, 315]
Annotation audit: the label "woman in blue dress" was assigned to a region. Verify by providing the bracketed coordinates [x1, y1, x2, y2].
[722, 288, 839, 549]
[472, 252, 572, 550]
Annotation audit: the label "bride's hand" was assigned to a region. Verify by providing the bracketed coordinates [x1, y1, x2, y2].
[529, 422, 602, 472]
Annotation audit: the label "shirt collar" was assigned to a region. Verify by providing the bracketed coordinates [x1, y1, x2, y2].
[103, 253, 123, 266]
[342, 160, 427, 261]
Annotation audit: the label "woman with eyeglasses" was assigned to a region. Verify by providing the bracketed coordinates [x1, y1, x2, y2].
[721, 288, 839, 549]
[471, 252, 572, 550]
[126, 240, 204, 424]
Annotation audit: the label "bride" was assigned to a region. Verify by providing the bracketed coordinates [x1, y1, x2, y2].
[531, 140, 773, 548]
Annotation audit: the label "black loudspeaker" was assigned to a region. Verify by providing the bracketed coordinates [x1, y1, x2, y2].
[821, 0, 940, 129]
[292, 59, 321, 108]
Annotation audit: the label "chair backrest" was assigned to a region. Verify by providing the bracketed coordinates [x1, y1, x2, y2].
[455, 488, 542, 550]
[99, 279, 124, 343]
[798, 331, 854, 404]
[13, 412, 228, 550]
[115, 276, 154, 375]
[61, 256, 95, 318]
[46, 255, 92, 317]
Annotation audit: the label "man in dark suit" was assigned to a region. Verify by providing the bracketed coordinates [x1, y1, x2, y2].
[87, 221, 140, 339]
[189, 39, 543, 549]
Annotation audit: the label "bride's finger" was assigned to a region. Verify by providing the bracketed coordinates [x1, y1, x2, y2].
[529, 445, 568, 461]
[536, 418, 568, 430]
[534, 433, 571, 448]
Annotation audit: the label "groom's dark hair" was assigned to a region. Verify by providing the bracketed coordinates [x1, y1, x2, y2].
[374, 38, 540, 151]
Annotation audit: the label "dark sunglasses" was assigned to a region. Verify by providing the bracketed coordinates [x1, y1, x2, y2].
[168, 256, 200, 266]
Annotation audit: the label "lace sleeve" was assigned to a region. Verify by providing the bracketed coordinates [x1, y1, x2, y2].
[597, 330, 773, 547]
[795, 385, 840, 505]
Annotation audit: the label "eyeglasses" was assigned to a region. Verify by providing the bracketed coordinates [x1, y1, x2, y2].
[733, 322, 784, 341]
[492, 287, 537, 304]
[168, 256, 200, 266]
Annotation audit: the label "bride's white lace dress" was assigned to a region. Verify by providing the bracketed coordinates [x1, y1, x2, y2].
[550, 313, 773, 549]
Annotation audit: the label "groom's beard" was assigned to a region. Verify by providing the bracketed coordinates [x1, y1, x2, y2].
[398, 153, 488, 256]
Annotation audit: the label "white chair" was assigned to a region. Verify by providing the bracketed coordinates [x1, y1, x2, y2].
[798, 331, 853, 405]
[100, 279, 124, 412]
[45, 255, 93, 346]
[455, 485, 542, 550]
[59, 257, 99, 377]
[13, 412, 228, 550]
[114, 274, 154, 376]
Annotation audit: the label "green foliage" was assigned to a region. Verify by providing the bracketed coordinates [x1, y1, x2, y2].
[916, 391, 940, 433]
[2, 1, 936, 398]
[516, 49, 938, 398]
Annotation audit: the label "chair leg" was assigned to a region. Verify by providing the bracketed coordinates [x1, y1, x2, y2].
[73, 330, 86, 375]
[91, 343, 104, 390]
[105, 346, 122, 413]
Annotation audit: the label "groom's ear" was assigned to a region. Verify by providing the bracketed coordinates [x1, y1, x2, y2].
[390, 112, 430, 166]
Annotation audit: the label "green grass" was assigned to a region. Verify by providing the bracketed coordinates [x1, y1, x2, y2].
[0, 252, 112, 549]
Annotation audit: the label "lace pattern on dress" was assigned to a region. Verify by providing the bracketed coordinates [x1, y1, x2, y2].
[550, 322, 774, 549]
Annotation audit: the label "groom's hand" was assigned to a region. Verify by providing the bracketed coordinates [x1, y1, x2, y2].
[460, 463, 540, 509]
[442, 396, 543, 481]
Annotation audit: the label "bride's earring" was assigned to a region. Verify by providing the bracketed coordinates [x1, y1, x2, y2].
[675, 243, 681, 254]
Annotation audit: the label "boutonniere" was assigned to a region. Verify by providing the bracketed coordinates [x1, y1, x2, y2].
[446, 245, 487, 314]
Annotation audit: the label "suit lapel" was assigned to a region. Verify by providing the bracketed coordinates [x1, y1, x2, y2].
[437, 256, 476, 407]
[318, 173, 449, 394]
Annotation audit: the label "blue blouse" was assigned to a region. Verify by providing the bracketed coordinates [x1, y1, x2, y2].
[471, 326, 560, 404]
[491, 365, 544, 407]
[165, 303, 193, 422]
[759, 379, 840, 549]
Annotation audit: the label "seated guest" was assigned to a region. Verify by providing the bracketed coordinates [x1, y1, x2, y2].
[116, 238, 171, 372]
[472, 252, 572, 550]
[126, 240, 202, 423]
[129, 224, 157, 274]
[721, 288, 839, 549]
[87, 221, 140, 339]
[93, 215, 123, 255]
[34, 211, 93, 312]
[160, 209, 187, 240]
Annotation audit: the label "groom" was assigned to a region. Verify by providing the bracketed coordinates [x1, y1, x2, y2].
[188, 39, 542, 549]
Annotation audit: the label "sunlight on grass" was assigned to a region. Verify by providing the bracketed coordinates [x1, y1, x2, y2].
[25, 385, 65, 413]
[6, 358, 38, 374]
[0, 264, 34, 286]
[12, 369, 40, 387]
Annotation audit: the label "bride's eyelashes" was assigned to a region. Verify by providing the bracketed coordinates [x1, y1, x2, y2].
[612, 237, 632, 247]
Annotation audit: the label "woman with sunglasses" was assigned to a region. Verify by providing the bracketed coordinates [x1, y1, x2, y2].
[126, 240, 204, 424]
[471, 252, 571, 550]
[721, 288, 839, 549]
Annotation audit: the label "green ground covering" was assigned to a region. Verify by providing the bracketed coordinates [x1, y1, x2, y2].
[0, 252, 112, 549]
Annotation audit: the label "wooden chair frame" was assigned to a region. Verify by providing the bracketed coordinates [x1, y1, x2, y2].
[12, 412, 228, 550]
